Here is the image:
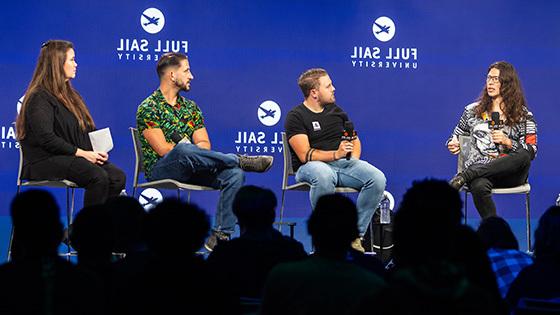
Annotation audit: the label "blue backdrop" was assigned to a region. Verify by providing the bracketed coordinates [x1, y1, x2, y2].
[1, 0, 559, 253]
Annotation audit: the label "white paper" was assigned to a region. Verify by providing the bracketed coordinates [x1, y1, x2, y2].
[88, 127, 113, 152]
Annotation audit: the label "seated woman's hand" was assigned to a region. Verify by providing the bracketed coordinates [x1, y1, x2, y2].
[76, 148, 107, 165]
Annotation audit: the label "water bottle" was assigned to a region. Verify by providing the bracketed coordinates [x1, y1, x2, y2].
[380, 197, 391, 224]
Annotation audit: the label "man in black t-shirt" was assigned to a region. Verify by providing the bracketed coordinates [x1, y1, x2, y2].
[284, 68, 386, 252]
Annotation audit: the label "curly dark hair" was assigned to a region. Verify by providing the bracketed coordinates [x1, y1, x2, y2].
[474, 61, 528, 126]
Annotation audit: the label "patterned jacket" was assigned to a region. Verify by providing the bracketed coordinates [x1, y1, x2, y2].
[447, 102, 537, 168]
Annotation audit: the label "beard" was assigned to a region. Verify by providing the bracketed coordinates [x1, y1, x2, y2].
[175, 79, 190, 92]
[319, 94, 335, 105]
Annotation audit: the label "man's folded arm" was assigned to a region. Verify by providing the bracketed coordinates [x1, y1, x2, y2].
[289, 134, 342, 163]
[143, 128, 174, 157]
[192, 127, 211, 150]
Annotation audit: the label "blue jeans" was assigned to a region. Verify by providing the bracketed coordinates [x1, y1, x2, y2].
[295, 158, 386, 236]
[149, 143, 245, 234]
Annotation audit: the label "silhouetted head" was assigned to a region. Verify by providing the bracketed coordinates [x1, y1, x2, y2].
[452, 225, 501, 298]
[307, 194, 359, 255]
[105, 196, 147, 253]
[233, 185, 276, 231]
[144, 199, 210, 255]
[10, 189, 63, 258]
[70, 204, 115, 258]
[476, 216, 519, 250]
[393, 179, 463, 266]
[534, 206, 560, 259]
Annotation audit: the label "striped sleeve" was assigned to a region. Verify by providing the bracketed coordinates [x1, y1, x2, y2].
[446, 104, 473, 145]
[511, 110, 537, 159]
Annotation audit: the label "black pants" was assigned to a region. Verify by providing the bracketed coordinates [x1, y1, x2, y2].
[463, 149, 531, 218]
[24, 156, 126, 207]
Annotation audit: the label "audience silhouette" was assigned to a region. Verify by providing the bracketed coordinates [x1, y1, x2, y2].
[71, 204, 116, 313]
[2, 185, 559, 315]
[0, 190, 103, 315]
[207, 185, 307, 301]
[110, 198, 233, 314]
[507, 206, 560, 309]
[105, 196, 147, 255]
[450, 224, 505, 308]
[362, 179, 504, 314]
[476, 216, 533, 298]
[71, 204, 115, 270]
[261, 193, 385, 315]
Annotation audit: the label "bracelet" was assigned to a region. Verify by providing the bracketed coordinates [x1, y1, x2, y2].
[333, 151, 337, 161]
[306, 148, 316, 162]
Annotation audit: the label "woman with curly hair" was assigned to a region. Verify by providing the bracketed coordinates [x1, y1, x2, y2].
[446, 61, 537, 218]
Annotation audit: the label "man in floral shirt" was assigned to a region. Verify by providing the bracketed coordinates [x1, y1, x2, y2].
[137, 52, 273, 251]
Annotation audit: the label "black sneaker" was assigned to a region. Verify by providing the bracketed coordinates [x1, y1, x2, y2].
[238, 155, 273, 173]
[449, 173, 466, 190]
[204, 230, 230, 252]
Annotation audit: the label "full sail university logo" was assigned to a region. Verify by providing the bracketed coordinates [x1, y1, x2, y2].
[1, 96, 22, 150]
[234, 100, 283, 154]
[350, 16, 418, 70]
[138, 188, 163, 211]
[257, 100, 281, 127]
[116, 7, 189, 62]
[141, 8, 165, 34]
[372, 16, 395, 42]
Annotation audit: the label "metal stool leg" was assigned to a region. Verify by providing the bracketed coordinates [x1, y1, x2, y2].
[379, 223, 385, 261]
[70, 188, 75, 222]
[526, 192, 531, 252]
[7, 225, 14, 261]
[463, 191, 468, 225]
[369, 218, 375, 253]
[279, 190, 286, 233]
[66, 188, 72, 258]
[7, 185, 23, 261]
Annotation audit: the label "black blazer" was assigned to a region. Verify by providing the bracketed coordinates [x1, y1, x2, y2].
[20, 89, 94, 177]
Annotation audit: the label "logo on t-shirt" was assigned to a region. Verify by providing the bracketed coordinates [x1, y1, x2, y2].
[312, 121, 321, 131]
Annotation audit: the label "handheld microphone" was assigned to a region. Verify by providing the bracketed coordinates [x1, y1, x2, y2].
[490, 112, 502, 154]
[342, 121, 355, 160]
[490, 112, 501, 130]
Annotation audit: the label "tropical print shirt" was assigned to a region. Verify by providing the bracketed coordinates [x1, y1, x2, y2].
[136, 89, 205, 178]
[447, 102, 537, 169]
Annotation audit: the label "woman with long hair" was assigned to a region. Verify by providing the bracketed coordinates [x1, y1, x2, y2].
[16, 40, 125, 206]
[506, 206, 560, 309]
[446, 61, 537, 218]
